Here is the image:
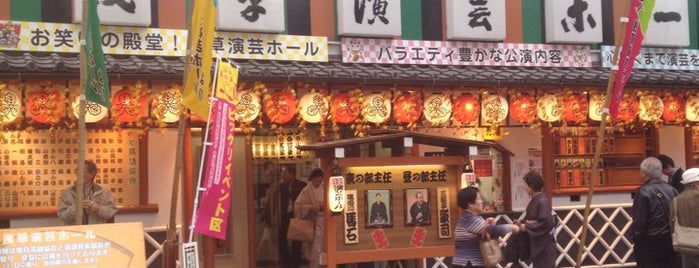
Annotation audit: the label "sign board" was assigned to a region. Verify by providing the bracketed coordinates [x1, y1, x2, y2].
[0, 222, 146, 267]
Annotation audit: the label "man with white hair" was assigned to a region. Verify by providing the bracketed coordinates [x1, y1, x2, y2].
[671, 168, 699, 268]
[632, 157, 680, 268]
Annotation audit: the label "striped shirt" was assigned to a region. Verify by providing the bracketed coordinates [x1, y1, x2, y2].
[453, 210, 511, 267]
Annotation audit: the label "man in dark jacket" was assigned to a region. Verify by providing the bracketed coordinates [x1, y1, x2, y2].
[658, 154, 685, 193]
[632, 157, 680, 268]
[277, 165, 307, 268]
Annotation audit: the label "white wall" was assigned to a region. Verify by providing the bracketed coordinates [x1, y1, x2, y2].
[658, 125, 686, 171]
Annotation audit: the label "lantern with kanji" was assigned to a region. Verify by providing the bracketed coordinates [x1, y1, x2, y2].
[299, 91, 329, 124]
[481, 94, 508, 125]
[27, 89, 65, 124]
[453, 94, 480, 124]
[589, 94, 605, 121]
[423, 94, 452, 125]
[363, 93, 391, 124]
[0, 85, 21, 124]
[686, 94, 699, 122]
[111, 87, 147, 123]
[537, 93, 563, 122]
[563, 94, 588, 123]
[331, 92, 362, 124]
[639, 94, 663, 122]
[616, 94, 639, 123]
[264, 90, 297, 124]
[509, 94, 536, 123]
[392, 92, 423, 124]
[662, 94, 685, 122]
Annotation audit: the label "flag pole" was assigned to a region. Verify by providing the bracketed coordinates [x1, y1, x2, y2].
[75, 0, 89, 226]
[574, 0, 630, 266]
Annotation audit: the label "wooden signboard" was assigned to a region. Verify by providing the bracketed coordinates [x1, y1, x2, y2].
[0, 222, 147, 267]
[0, 129, 141, 213]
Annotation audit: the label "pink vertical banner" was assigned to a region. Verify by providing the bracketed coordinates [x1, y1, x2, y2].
[194, 98, 235, 239]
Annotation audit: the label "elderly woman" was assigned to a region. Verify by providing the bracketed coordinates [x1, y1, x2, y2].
[294, 168, 325, 268]
[518, 171, 556, 267]
[454, 186, 519, 268]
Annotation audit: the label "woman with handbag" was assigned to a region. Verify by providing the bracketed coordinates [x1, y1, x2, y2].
[293, 168, 326, 268]
[454, 187, 520, 268]
[517, 171, 557, 267]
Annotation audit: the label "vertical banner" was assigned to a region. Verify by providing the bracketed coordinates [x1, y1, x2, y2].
[84, 0, 110, 108]
[437, 187, 451, 238]
[193, 60, 238, 239]
[344, 190, 359, 245]
[183, 0, 216, 118]
[610, 0, 655, 120]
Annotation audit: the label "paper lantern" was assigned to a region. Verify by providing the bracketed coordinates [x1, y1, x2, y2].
[71, 96, 108, 123]
[481, 94, 508, 125]
[363, 93, 391, 124]
[264, 91, 297, 124]
[299, 91, 328, 124]
[509, 94, 536, 123]
[152, 89, 182, 123]
[563, 94, 589, 123]
[662, 95, 685, 122]
[423, 94, 452, 125]
[588, 94, 605, 121]
[686, 94, 699, 122]
[331, 92, 361, 124]
[111, 88, 147, 123]
[26, 89, 65, 124]
[233, 90, 261, 123]
[639, 95, 663, 122]
[392, 92, 423, 124]
[453, 94, 480, 124]
[616, 94, 639, 123]
[0, 87, 21, 124]
[537, 94, 563, 122]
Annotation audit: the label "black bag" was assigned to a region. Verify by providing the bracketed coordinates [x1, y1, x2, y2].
[516, 231, 531, 262]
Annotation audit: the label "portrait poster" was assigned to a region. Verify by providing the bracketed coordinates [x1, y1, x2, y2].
[366, 189, 392, 228]
[404, 188, 430, 226]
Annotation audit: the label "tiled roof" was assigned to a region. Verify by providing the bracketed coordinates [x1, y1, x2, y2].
[1, 51, 698, 88]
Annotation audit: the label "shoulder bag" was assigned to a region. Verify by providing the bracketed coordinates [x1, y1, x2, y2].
[286, 189, 315, 242]
[480, 224, 503, 267]
[672, 198, 699, 255]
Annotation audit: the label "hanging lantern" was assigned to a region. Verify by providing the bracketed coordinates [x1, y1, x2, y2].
[481, 94, 508, 125]
[686, 94, 699, 122]
[509, 94, 536, 123]
[264, 90, 297, 124]
[639, 94, 663, 122]
[453, 94, 480, 124]
[0, 86, 21, 124]
[331, 92, 361, 124]
[392, 92, 423, 124]
[423, 94, 452, 125]
[234, 89, 261, 123]
[71, 96, 108, 123]
[616, 94, 639, 123]
[363, 93, 391, 124]
[563, 94, 588, 123]
[26, 89, 65, 124]
[111, 88, 147, 123]
[662, 94, 685, 122]
[537, 93, 563, 122]
[588, 94, 605, 121]
[299, 91, 329, 124]
[151, 88, 182, 123]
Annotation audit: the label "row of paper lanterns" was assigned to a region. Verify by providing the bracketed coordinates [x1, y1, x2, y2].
[234, 90, 699, 125]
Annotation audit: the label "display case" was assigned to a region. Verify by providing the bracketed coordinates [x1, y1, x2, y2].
[544, 126, 656, 195]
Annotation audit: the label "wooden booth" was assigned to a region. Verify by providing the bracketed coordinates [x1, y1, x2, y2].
[298, 130, 513, 267]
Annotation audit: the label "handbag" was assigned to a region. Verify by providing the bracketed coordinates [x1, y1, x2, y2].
[480, 225, 503, 267]
[672, 199, 699, 255]
[286, 217, 315, 242]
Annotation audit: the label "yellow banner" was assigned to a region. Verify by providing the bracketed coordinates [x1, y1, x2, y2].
[214, 61, 239, 103]
[0, 222, 146, 267]
[182, 0, 216, 118]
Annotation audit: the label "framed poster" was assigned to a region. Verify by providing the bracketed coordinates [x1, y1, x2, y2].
[404, 188, 430, 226]
[366, 189, 392, 228]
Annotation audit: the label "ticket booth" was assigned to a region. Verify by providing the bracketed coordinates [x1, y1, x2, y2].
[297, 130, 513, 266]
